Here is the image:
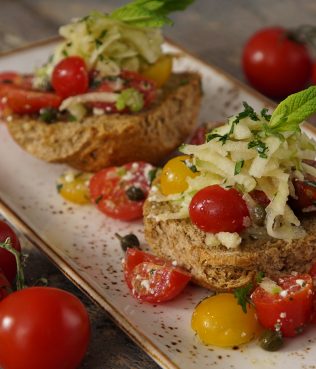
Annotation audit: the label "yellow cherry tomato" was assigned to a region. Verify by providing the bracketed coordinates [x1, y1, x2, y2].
[191, 293, 261, 347]
[141, 55, 173, 88]
[160, 155, 198, 195]
[57, 172, 92, 205]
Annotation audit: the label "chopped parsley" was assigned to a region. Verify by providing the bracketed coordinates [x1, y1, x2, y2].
[95, 195, 103, 204]
[148, 168, 158, 185]
[248, 139, 268, 158]
[233, 283, 253, 313]
[260, 108, 271, 122]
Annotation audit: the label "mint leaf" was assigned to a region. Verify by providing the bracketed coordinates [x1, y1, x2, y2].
[110, 0, 195, 27]
[234, 283, 253, 313]
[269, 86, 316, 133]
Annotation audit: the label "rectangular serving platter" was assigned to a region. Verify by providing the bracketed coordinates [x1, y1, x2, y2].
[0, 39, 316, 369]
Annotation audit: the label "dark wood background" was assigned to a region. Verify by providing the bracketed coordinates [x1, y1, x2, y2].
[1, 1, 316, 368]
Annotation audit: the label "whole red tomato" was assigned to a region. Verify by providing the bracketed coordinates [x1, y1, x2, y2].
[189, 185, 249, 233]
[0, 220, 21, 283]
[242, 27, 312, 99]
[0, 287, 90, 369]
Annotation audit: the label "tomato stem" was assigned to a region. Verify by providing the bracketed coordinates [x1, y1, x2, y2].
[0, 238, 24, 290]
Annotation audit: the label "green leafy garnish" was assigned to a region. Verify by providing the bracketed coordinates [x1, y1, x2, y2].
[56, 183, 63, 193]
[248, 139, 268, 158]
[234, 283, 253, 313]
[261, 108, 271, 122]
[234, 160, 244, 175]
[110, 0, 195, 27]
[148, 168, 159, 185]
[268, 86, 316, 133]
[116, 88, 144, 112]
[256, 271, 265, 283]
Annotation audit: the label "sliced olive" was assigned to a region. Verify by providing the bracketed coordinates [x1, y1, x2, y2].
[259, 329, 283, 351]
[125, 186, 146, 201]
[115, 233, 140, 252]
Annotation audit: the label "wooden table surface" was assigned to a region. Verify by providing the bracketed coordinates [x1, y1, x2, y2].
[0, 1, 316, 368]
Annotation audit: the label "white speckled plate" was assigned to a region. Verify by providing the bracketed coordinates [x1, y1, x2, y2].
[1, 39, 316, 369]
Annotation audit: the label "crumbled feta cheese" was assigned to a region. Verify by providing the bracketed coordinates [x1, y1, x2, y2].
[279, 290, 288, 298]
[64, 172, 75, 183]
[172, 260, 178, 266]
[93, 107, 105, 116]
[216, 232, 241, 249]
[140, 279, 150, 291]
[280, 312, 286, 319]
[205, 234, 220, 247]
[295, 279, 305, 287]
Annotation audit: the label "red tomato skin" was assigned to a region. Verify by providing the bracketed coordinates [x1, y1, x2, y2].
[89, 162, 153, 221]
[292, 179, 316, 210]
[249, 189, 270, 207]
[308, 262, 316, 323]
[0, 272, 11, 301]
[189, 185, 249, 233]
[0, 84, 61, 114]
[242, 27, 312, 99]
[0, 220, 21, 283]
[252, 275, 313, 337]
[124, 248, 191, 303]
[189, 126, 207, 145]
[52, 56, 89, 98]
[0, 287, 90, 369]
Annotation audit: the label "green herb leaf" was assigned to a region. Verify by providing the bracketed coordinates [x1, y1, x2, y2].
[110, 0, 195, 27]
[234, 283, 253, 313]
[234, 160, 244, 175]
[261, 108, 271, 122]
[256, 271, 265, 283]
[56, 183, 63, 193]
[148, 168, 158, 185]
[248, 139, 268, 158]
[269, 86, 316, 133]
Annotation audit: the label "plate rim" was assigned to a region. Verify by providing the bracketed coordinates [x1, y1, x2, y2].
[1, 37, 316, 369]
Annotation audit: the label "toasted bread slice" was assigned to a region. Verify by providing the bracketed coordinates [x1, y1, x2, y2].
[143, 199, 316, 291]
[6, 72, 202, 172]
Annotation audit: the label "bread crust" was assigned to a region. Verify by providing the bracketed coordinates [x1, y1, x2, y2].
[6, 72, 202, 172]
[143, 199, 316, 291]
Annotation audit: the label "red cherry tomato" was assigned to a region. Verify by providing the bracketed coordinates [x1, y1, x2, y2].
[0, 220, 21, 283]
[124, 248, 191, 303]
[0, 272, 11, 301]
[0, 287, 90, 369]
[251, 274, 313, 337]
[89, 162, 154, 221]
[249, 189, 270, 207]
[189, 185, 249, 233]
[308, 262, 316, 323]
[0, 84, 61, 114]
[52, 56, 89, 98]
[0, 72, 33, 89]
[242, 27, 312, 99]
[189, 126, 207, 145]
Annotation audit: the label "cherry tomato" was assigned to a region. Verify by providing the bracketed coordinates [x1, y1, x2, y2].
[52, 56, 89, 98]
[0, 72, 33, 89]
[251, 274, 313, 337]
[189, 185, 249, 233]
[124, 248, 191, 303]
[0, 220, 21, 283]
[0, 84, 62, 114]
[249, 189, 270, 207]
[141, 55, 172, 88]
[89, 162, 154, 221]
[0, 272, 11, 301]
[57, 172, 92, 205]
[160, 155, 198, 195]
[242, 27, 312, 99]
[308, 262, 316, 323]
[0, 287, 90, 369]
[189, 126, 207, 145]
[192, 293, 260, 347]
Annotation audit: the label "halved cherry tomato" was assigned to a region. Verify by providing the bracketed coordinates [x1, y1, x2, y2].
[57, 172, 92, 205]
[308, 262, 316, 323]
[250, 189, 270, 207]
[124, 248, 191, 303]
[0, 220, 21, 283]
[0, 84, 61, 114]
[160, 155, 198, 195]
[52, 56, 89, 98]
[0, 72, 33, 89]
[189, 185, 249, 233]
[251, 274, 313, 337]
[141, 55, 172, 88]
[189, 126, 207, 145]
[89, 162, 154, 221]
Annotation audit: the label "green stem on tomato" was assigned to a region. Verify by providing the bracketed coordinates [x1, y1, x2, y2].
[0, 238, 25, 290]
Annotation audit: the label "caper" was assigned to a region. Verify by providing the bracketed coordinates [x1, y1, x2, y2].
[125, 186, 146, 201]
[259, 329, 283, 351]
[251, 205, 266, 226]
[115, 233, 140, 252]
